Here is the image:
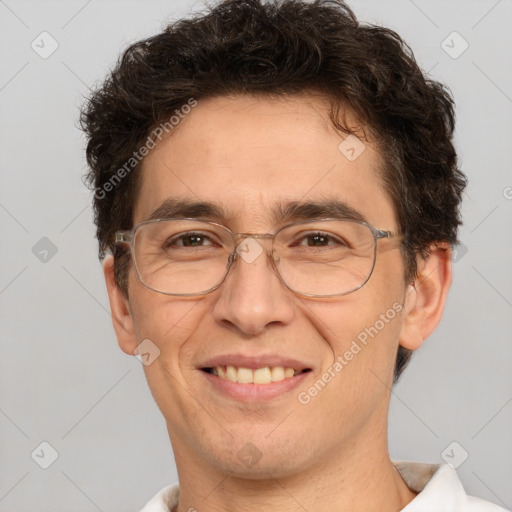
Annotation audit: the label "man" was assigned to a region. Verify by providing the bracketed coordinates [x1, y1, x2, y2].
[80, 0, 508, 510]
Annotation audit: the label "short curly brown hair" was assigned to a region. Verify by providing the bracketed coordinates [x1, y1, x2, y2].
[80, 0, 466, 383]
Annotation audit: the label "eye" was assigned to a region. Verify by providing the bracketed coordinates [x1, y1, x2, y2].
[166, 232, 216, 248]
[296, 232, 348, 248]
[302, 233, 333, 247]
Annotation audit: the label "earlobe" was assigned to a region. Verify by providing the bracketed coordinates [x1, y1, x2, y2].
[103, 256, 138, 356]
[398, 244, 453, 351]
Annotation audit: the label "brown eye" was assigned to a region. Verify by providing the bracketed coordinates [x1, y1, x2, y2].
[166, 232, 215, 248]
[296, 232, 348, 248]
[305, 234, 330, 246]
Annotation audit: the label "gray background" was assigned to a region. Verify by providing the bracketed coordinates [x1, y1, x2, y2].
[0, 0, 511, 510]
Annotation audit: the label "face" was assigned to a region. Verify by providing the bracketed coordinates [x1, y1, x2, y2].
[105, 93, 449, 480]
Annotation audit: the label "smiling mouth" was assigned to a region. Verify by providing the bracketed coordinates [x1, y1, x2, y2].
[201, 366, 311, 384]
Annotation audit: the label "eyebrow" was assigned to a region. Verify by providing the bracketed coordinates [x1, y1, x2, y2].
[272, 199, 367, 224]
[146, 199, 230, 223]
[144, 198, 368, 226]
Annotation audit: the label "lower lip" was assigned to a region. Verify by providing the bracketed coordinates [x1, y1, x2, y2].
[200, 370, 312, 402]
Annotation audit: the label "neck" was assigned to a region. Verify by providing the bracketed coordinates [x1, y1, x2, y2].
[172, 432, 417, 512]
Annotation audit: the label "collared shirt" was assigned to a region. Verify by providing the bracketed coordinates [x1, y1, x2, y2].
[140, 461, 510, 512]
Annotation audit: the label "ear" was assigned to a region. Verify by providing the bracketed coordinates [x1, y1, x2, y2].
[398, 243, 453, 351]
[103, 255, 138, 356]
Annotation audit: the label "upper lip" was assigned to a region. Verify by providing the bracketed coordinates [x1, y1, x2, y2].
[198, 354, 313, 371]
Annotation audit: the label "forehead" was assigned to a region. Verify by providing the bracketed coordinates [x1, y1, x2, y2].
[134, 94, 396, 229]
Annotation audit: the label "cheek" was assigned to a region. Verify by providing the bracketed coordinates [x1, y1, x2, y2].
[127, 282, 211, 419]
[306, 295, 402, 359]
[132, 297, 204, 345]
[302, 258, 406, 379]
[127, 270, 206, 351]
[293, 289, 404, 440]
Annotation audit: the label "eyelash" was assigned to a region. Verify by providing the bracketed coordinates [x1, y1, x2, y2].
[166, 232, 217, 247]
[295, 232, 346, 247]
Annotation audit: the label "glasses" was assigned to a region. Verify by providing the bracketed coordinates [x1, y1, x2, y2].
[114, 218, 402, 298]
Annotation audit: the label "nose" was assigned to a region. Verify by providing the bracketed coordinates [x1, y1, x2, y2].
[211, 238, 295, 335]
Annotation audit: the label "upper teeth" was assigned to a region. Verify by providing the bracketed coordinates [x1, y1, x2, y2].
[211, 365, 301, 384]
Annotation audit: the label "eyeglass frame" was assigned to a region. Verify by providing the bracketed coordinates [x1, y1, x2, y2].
[114, 217, 403, 298]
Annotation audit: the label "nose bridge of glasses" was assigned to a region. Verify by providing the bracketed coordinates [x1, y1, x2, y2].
[228, 232, 278, 269]
[233, 232, 274, 241]
[232, 232, 275, 251]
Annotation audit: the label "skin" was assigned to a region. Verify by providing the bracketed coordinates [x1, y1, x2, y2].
[103, 94, 452, 512]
